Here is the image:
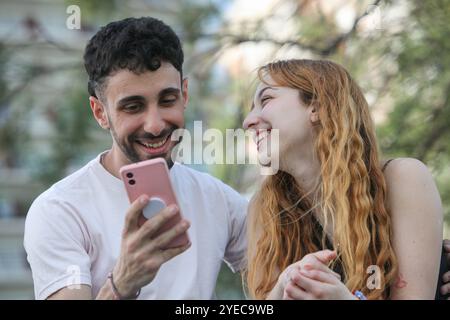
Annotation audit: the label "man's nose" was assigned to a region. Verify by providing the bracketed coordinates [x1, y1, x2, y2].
[143, 106, 165, 136]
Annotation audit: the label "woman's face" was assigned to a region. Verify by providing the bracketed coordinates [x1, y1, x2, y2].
[243, 74, 317, 169]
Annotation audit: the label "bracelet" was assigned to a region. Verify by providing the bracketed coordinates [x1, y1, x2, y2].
[107, 272, 141, 300]
[353, 290, 367, 300]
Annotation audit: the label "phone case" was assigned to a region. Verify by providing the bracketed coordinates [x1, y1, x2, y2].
[119, 158, 189, 249]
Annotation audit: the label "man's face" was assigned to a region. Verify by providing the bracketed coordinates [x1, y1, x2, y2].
[98, 62, 187, 168]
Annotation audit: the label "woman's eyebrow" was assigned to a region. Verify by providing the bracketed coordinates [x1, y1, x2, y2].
[257, 86, 276, 100]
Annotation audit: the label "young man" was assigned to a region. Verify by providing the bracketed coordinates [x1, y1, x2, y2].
[24, 17, 248, 300]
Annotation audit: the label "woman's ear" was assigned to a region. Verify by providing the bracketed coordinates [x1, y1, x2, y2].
[89, 96, 110, 129]
[310, 105, 319, 124]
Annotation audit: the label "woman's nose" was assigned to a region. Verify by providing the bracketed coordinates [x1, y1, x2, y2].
[243, 110, 260, 130]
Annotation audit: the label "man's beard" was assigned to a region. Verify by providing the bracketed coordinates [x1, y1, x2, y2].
[110, 124, 182, 169]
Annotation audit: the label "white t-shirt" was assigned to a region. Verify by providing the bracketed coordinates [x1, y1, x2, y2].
[24, 152, 248, 300]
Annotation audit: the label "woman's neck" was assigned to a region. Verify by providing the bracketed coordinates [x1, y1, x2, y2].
[282, 147, 334, 239]
[282, 146, 320, 200]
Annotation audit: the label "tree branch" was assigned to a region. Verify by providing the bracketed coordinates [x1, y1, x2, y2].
[0, 63, 81, 108]
[416, 83, 450, 160]
[320, 0, 383, 56]
[194, 0, 384, 57]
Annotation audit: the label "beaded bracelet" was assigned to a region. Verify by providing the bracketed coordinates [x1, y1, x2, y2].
[353, 290, 367, 300]
[108, 272, 141, 300]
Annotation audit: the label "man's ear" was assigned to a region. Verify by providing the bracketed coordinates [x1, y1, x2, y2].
[89, 96, 110, 129]
[310, 104, 319, 124]
[182, 77, 189, 109]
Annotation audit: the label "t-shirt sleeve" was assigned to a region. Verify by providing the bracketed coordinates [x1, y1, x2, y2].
[24, 194, 92, 299]
[220, 183, 248, 273]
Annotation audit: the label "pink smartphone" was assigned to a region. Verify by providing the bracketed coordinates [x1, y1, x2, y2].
[119, 158, 189, 249]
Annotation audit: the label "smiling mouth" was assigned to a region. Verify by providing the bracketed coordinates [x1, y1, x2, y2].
[136, 135, 169, 148]
[256, 129, 271, 149]
[135, 135, 171, 154]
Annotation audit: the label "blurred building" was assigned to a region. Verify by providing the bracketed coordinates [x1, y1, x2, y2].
[0, 0, 91, 299]
[0, 218, 33, 299]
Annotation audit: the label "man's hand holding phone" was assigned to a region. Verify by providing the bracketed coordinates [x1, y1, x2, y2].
[111, 194, 191, 299]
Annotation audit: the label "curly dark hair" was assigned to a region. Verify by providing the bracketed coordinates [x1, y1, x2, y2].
[83, 17, 184, 98]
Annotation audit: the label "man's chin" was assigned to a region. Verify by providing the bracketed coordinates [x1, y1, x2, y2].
[127, 138, 181, 168]
[133, 151, 174, 169]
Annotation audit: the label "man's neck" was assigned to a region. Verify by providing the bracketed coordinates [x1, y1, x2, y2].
[101, 149, 124, 179]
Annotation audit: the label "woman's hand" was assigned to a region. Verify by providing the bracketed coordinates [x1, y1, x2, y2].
[270, 249, 355, 300]
[285, 263, 355, 300]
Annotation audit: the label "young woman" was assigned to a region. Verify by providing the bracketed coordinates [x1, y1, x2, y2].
[243, 59, 445, 299]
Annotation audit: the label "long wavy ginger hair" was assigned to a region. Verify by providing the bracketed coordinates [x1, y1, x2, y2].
[245, 59, 398, 300]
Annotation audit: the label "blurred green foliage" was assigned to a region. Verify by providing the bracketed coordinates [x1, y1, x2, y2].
[377, 0, 450, 224]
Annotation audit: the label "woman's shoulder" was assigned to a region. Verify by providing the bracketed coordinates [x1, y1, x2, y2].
[381, 157, 442, 218]
[381, 157, 428, 170]
[381, 157, 431, 182]
[381, 157, 435, 192]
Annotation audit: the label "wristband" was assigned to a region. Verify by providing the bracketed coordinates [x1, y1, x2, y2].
[108, 272, 141, 300]
[353, 290, 367, 300]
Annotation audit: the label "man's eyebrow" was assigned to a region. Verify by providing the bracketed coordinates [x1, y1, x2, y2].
[116, 88, 180, 106]
[159, 87, 181, 97]
[117, 95, 146, 107]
